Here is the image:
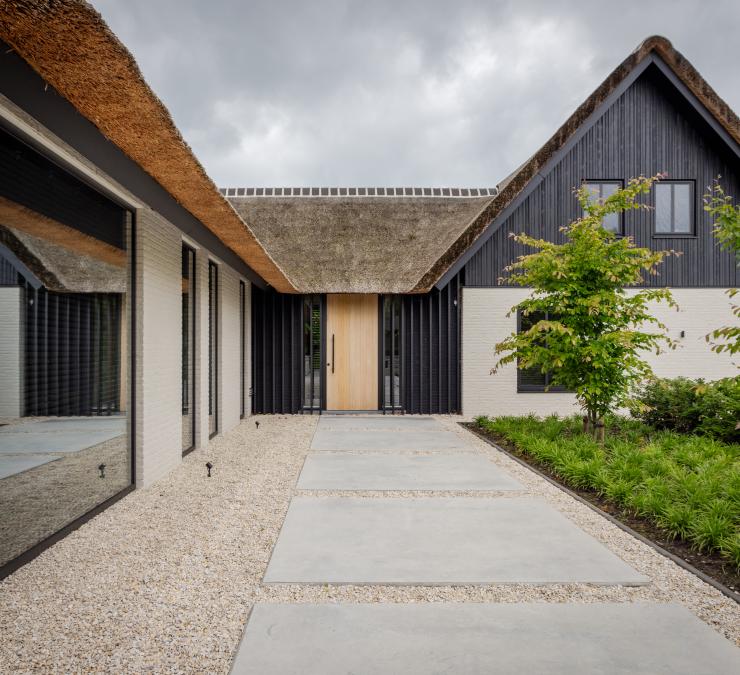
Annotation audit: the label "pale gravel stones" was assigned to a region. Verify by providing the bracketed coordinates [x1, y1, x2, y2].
[0, 414, 738, 675]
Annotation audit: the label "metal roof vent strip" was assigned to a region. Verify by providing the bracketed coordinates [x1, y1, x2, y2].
[220, 186, 500, 197]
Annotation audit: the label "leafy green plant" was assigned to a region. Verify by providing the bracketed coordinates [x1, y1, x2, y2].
[492, 175, 676, 440]
[703, 180, 740, 356]
[630, 376, 740, 443]
[476, 414, 740, 569]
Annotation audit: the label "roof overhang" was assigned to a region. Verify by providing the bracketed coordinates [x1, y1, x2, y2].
[0, 0, 296, 292]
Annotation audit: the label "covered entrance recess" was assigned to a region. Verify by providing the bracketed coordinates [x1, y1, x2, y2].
[326, 294, 378, 410]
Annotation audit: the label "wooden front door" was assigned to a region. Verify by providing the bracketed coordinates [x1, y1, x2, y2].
[326, 294, 378, 410]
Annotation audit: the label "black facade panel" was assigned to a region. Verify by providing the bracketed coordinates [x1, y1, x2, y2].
[23, 286, 122, 417]
[395, 272, 462, 414]
[251, 286, 303, 414]
[464, 66, 740, 288]
[254, 278, 462, 415]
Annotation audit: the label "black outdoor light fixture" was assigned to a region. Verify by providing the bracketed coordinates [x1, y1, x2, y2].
[255, 420, 260, 429]
[98, 463, 106, 478]
[206, 462, 213, 477]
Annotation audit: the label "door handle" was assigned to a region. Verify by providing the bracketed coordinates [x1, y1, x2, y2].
[331, 333, 335, 373]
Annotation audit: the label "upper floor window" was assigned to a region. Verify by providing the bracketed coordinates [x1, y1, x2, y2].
[584, 181, 622, 233]
[655, 181, 694, 235]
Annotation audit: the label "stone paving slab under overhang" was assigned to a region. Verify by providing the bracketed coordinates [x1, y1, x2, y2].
[317, 415, 444, 431]
[231, 602, 740, 675]
[297, 452, 524, 491]
[263, 496, 648, 585]
[310, 428, 471, 451]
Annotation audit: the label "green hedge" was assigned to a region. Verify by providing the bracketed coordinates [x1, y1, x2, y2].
[629, 377, 740, 444]
[475, 414, 740, 569]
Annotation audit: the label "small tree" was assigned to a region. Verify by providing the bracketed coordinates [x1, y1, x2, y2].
[703, 180, 740, 357]
[493, 175, 676, 439]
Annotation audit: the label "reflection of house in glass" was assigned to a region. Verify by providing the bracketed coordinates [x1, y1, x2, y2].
[0, 126, 131, 568]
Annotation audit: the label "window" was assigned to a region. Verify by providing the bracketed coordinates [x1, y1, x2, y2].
[302, 295, 322, 411]
[0, 126, 133, 574]
[381, 296, 402, 410]
[655, 181, 693, 234]
[584, 181, 622, 233]
[239, 280, 246, 419]
[517, 311, 569, 393]
[182, 245, 196, 454]
[208, 261, 219, 438]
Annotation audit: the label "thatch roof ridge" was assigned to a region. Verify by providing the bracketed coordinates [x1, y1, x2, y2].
[0, 0, 296, 292]
[412, 35, 740, 292]
[229, 194, 495, 293]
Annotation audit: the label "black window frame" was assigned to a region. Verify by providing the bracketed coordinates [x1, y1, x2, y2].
[208, 260, 219, 438]
[239, 279, 246, 419]
[379, 295, 404, 412]
[301, 294, 324, 413]
[181, 243, 197, 456]
[516, 310, 570, 393]
[653, 180, 696, 237]
[583, 180, 624, 234]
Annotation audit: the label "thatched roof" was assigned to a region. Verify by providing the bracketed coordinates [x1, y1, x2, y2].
[0, 224, 125, 293]
[0, 0, 295, 292]
[229, 194, 493, 293]
[411, 35, 740, 292]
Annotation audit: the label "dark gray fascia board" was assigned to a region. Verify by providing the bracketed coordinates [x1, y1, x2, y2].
[0, 41, 266, 289]
[435, 53, 739, 290]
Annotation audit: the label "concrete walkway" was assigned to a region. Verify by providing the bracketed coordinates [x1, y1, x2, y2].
[233, 416, 739, 673]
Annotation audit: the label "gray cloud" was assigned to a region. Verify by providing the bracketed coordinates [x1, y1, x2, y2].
[92, 0, 740, 187]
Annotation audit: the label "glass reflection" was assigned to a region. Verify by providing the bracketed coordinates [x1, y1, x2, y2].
[0, 126, 131, 569]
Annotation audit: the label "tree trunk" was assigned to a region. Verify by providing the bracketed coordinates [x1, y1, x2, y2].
[595, 418, 605, 444]
[582, 415, 590, 434]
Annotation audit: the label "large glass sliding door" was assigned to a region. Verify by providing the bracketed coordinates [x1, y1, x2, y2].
[0, 126, 133, 576]
[182, 245, 196, 454]
[208, 261, 219, 438]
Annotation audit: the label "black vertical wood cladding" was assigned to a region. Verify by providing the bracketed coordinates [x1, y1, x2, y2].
[253, 277, 462, 415]
[397, 272, 462, 414]
[464, 66, 740, 288]
[23, 286, 121, 416]
[251, 285, 304, 414]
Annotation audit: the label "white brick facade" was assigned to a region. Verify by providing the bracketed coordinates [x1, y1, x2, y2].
[462, 287, 737, 418]
[135, 209, 183, 486]
[0, 287, 24, 419]
[136, 226, 251, 486]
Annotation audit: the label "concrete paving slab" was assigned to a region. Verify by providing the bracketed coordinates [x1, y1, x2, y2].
[297, 453, 524, 491]
[263, 497, 648, 585]
[310, 428, 470, 451]
[0, 454, 59, 480]
[317, 416, 445, 431]
[231, 602, 740, 675]
[0, 429, 125, 454]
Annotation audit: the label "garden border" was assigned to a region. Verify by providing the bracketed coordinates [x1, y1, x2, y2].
[461, 423, 740, 605]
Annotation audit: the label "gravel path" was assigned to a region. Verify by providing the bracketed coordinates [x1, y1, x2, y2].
[0, 414, 737, 674]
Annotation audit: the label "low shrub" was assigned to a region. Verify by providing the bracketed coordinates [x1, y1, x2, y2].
[629, 376, 740, 444]
[475, 414, 740, 569]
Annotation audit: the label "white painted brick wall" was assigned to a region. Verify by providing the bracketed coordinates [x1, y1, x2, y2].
[219, 265, 242, 434]
[135, 208, 182, 486]
[0, 287, 23, 418]
[462, 287, 738, 419]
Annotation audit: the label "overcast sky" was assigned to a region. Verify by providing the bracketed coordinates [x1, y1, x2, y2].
[92, 0, 739, 189]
